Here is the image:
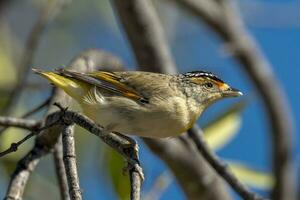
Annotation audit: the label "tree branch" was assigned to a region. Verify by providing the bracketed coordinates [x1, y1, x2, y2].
[53, 136, 70, 200]
[4, 145, 48, 200]
[170, 1, 295, 199]
[188, 126, 266, 200]
[0, 94, 52, 136]
[2, 109, 144, 200]
[51, 109, 144, 199]
[113, 0, 176, 74]
[61, 124, 82, 200]
[0, 113, 62, 158]
[130, 170, 142, 200]
[0, 117, 41, 131]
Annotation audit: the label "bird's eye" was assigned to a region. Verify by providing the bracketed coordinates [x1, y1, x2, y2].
[204, 82, 213, 89]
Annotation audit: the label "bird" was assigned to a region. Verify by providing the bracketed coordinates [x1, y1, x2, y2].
[33, 68, 242, 138]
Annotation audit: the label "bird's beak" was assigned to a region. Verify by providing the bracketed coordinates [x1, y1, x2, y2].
[222, 87, 243, 97]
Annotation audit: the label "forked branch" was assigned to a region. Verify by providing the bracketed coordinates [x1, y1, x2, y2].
[1, 109, 143, 200]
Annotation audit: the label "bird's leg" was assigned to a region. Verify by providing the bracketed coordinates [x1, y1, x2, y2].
[113, 132, 139, 153]
[53, 106, 144, 181]
[112, 132, 144, 181]
[104, 124, 143, 181]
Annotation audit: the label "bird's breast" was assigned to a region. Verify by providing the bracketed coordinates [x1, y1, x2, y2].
[81, 95, 200, 138]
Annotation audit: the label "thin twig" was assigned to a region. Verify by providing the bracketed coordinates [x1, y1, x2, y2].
[144, 136, 233, 200]
[0, 132, 36, 158]
[0, 117, 41, 130]
[130, 170, 142, 200]
[111, 132, 142, 200]
[55, 110, 143, 177]
[52, 109, 144, 199]
[0, 95, 52, 135]
[0, 115, 62, 158]
[188, 126, 266, 200]
[61, 124, 82, 200]
[53, 136, 70, 200]
[171, 1, 294, 200]
[2, 109, 143, 200]
[122, 135, 142, 200]
[4, 145, 48, 200]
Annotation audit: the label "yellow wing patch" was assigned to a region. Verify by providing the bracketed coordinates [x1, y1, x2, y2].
[89, 71, 148, 103]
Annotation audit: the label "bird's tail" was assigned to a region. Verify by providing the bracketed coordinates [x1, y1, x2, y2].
[32, 68, 90, 101]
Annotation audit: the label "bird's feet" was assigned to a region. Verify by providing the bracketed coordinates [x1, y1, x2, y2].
[114, 132, 144, 181]
[114, 132, 139, 153]
[122, 161, 145, 182]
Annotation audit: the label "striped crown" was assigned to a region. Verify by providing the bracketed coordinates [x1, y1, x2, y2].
[183, 71, 224, 83]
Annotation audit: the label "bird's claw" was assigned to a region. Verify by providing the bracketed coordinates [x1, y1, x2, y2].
[123, 161, 145, 182]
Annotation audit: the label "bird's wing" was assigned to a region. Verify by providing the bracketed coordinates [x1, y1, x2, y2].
[56, 69, 149, 103]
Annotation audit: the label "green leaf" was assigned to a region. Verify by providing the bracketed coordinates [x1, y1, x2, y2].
[106, 148, 131, 200]
[203, 101, 246, 151]
[0, 127, 33, 174]
[228, 161, 274, 189]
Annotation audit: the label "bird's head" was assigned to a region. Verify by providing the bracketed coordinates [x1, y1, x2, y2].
[179, 71, 243, 107]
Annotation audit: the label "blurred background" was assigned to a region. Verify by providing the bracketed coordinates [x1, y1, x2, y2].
[0, 0, 299, 199]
